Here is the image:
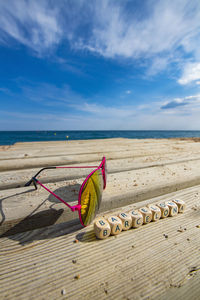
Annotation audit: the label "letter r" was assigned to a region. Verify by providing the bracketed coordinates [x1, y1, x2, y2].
[125, 220, 129, 227]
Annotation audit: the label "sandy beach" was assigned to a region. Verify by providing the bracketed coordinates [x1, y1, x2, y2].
[0, 138, 200, 299]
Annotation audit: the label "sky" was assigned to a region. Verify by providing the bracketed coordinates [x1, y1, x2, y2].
[0, 0, 200, 130]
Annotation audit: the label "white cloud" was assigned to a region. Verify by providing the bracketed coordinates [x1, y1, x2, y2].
[0, 0, 200, 67]
[178, 62, 200, 85]
[0, 0, 62, 55]
[126, 90, 131, 94]
[74, 1, 200, 62]
[146, 56, 174, 76]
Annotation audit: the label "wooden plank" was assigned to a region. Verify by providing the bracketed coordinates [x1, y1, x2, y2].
[2, 154, 200, 190]
[159, 272, 200, 300]
[2, 155, 200, 235]
[1, 148, 196, 171]
[0, 185, 200, 299]
[1, 137, 200, 164]
[1, 138, 177, 159]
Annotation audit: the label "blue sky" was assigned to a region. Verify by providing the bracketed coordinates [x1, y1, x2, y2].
[0, 0, 200, 130]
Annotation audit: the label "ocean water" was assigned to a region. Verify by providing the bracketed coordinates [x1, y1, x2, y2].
[1, 130, 200, 145]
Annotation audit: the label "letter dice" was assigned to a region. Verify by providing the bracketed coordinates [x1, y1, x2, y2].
[94, 218, 111, 239]
[107, 216, 123, 235]
[118, 212, 132, 230]
[129, 210, 143, 228]
[166, 201, 178, 216]
[139, 207, 152, 224]
[156, 202, 169, 218]
[147, 204, 161, 221]
[172, 199, 186, 213]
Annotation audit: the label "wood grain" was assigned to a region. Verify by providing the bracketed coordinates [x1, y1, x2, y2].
[0, 186, 200, 299]
[1, 138, 200, 299]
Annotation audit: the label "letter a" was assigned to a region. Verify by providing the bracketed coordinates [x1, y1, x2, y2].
[115, 225, 120, 232]
[99, 220, 105, 226]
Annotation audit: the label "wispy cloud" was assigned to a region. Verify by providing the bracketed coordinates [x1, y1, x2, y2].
[1, 1, 200, 131]
[0, 87, 12, 95]
[14, 80, 137, 118]
[13, 80, 85, 107]
[0, 0, 200, 69]
[2, 99, 200, 130]
[0, 0, 62, 55]
[178, 62, 200, 85]
[0, 109, 85, 130]
[2, 89, 200, 130]
[70, 102, 138, 119]
[74, 1, 200, 67]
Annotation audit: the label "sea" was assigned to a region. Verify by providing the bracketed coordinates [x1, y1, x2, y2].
[1, 130, 200, 146]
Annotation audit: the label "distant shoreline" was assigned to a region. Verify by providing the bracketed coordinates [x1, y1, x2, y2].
[1, 130, 200, 146]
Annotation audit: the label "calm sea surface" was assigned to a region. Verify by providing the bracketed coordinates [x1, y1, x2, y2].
[1, 131, 200, 145]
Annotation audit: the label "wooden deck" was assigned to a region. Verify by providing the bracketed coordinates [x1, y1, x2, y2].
[0, 138, 200, 299]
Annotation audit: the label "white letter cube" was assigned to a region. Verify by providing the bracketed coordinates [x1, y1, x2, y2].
[118, 212, 132, 230]
[107, 216, 123, 235]
[94, 218, 111, 239]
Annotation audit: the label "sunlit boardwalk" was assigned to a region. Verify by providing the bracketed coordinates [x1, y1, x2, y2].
[0, 138, 200, 299]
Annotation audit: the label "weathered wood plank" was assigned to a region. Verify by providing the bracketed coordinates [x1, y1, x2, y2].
[1, 137, 200, 162]
[1, 138, 176, 159]
[2, 154, 200, 190]
[1, 149, 196, 171]
[1, 138, 200, 299]
[0, 186, 200, 299]
[2, 157, 200, 235]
